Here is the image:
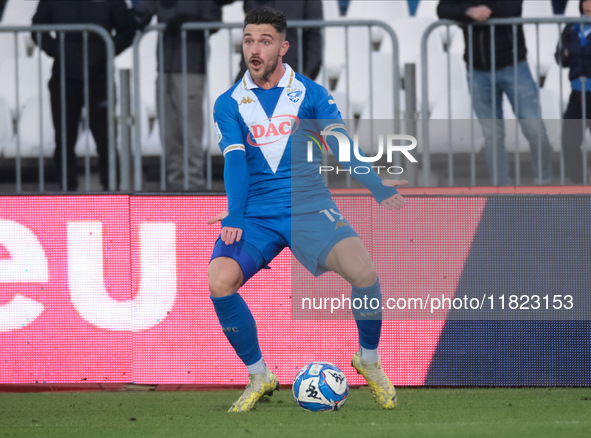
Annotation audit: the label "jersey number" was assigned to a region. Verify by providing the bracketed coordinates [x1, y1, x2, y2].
[319, 208, 343, 222]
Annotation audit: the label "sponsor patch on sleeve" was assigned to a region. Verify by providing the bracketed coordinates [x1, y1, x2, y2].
[215, 122, 222, 144]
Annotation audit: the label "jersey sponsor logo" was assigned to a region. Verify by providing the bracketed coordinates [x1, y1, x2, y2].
[240, 96, 256, 105]
[214, 122, 222, 144]
[247, 114, 300, 147]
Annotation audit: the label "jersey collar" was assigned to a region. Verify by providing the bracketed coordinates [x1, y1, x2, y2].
[242, 63, 294, 90]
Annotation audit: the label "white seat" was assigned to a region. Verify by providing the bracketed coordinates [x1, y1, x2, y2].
[1, 0, 39, 24]
[0, 0, 39, 58]
[415, 0, 438, 19]
[206, 29, 240, 154]
[73, 128, 98, 158]
[0, 54, 52, 115]
[135, 28, 158, 119]
[8, 94, 53, 158]
[543, 60, 570, 114]
[564, 1, 582, 17]
[142, 118, 162, 157]
[415, 1, 458, 53]
[222, 0, 244, 54]
[521, 0, 556, 77]
[522, 0, 553, 18]
[524, 21, 562, 79]
[321, 0, 347, 80]
[428, 88, 485, 154]
[345, 0, 408, 47]
[447, 27, 466, 55]
[322, 0, 341, 20]
[332, 26, 373, 118]
[0, 97, 13, 156]
[382, 17, 447, 115]
[359, 51, 399, 121]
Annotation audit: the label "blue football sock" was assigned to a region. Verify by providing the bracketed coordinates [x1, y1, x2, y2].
[351, 278, 383, 350]
[210, 293, 262, 366]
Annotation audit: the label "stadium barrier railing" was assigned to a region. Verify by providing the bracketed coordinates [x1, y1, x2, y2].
[420, 16, 591, 187]
[0, 24, 116, 193]
[130, 19, 402, 191]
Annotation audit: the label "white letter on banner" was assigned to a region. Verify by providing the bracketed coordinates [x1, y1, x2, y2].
[0, 220, 47, 332]
[68, 221, 177, 331]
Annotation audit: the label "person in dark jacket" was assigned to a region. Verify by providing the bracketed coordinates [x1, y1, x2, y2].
[235, 0, 323, 81]
[556, 0, 591, 183]
[437, 0, 553, 186]
[130, 0, 224, 191]
[32, 0, 135, 191]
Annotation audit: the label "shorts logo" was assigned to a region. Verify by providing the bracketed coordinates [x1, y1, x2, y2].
[287, 89, 303, 103]
[334, 221, 348, 230]
[240, 96, 256, 105]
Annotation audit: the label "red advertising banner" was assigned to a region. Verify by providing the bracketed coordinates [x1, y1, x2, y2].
[1, 195, 486, 386]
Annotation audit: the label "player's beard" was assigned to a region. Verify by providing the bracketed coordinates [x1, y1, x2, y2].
[248, 56, 279, 83]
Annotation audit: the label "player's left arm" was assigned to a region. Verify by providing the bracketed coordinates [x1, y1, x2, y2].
[322, 124, 407, 210]
[312, 85, 407, 209]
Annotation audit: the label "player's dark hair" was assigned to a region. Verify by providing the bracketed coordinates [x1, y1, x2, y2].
[244, 6, 287, 35]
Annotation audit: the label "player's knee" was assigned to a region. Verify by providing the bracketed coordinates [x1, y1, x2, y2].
[208, 258, 244, 297]
[208, 273, 242, 297]
[351, 264, 378, 289]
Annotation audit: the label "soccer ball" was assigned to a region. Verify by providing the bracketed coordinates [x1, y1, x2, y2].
[292, 362, 349, 412]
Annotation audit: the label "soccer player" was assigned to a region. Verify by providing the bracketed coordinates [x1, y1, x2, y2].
[208, 6, 406, 412]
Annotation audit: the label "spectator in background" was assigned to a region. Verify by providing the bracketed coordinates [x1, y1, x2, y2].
[552, 0, 569, 15]
[130, 0, 225, 191]
[32, 0, 135, 191]
[234, 0, 323, 81]
[437, 0, 553, 186]
[556, 0, 591, 183]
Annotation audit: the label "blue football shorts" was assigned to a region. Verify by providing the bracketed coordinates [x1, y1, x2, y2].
[210, 198, 359, 281]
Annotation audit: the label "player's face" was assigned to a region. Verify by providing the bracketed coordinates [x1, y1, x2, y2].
[243, 24, 289, 85]
[584, 0, 591, 16]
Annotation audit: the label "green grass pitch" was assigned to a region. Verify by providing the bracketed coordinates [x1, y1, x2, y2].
[0, 387, 590, 438]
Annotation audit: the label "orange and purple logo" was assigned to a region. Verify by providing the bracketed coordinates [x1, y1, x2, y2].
[247, 115, 300, 146]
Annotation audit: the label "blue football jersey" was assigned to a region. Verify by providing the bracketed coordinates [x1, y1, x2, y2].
[214, 64, 344, 214]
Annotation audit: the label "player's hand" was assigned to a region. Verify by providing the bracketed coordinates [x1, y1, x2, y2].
[380, 179, 408, 210]
[220, 227, 242, 245]
[207, 211, 229, 225]
[207, 210, 243, 245]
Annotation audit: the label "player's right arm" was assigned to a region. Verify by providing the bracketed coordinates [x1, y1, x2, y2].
[213, 94, 249, 245]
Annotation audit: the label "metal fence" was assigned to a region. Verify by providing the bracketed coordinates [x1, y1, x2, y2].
[130, 19, 401, 191]
[0, 24, 116, 193]
[0, 20, 403, 194]
[8, 17, 590, 192]
[420, 16, 591, 187]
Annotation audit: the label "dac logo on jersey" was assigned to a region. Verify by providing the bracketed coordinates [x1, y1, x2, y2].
[286, 89, 303, 103]
[247, 114, 300, 146]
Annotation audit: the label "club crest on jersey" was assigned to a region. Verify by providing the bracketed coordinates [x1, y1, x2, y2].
[247, 114, 300, 146]
[286, 89, 303, 103]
